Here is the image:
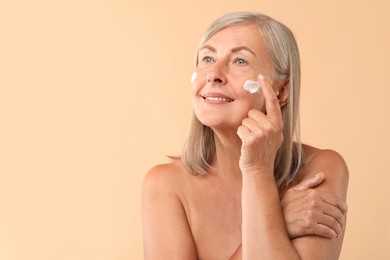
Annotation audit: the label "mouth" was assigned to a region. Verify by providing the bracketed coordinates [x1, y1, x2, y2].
[201, 93, 235, 103]
[202, 96, 234, 102]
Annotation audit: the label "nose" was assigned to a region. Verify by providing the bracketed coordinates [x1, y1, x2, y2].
[206, 62, 227, 85]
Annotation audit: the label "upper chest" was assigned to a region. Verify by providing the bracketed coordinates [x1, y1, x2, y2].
[180, 175, 242, 259]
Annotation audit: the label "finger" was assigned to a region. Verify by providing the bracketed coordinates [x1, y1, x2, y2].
[320, 193, 348, 214]
[305, 190, 346, 227]
[303, 190, 346, 228]
[236, 125, 251, 140]
[242, 114, 272, 133]
[247, 108, 268, 124]
[318, 214, 343, 238]
[337, 201, 348, 214]
[314, 223, 338, 239]
[241, 118, 260, 133]
[293, 172, 325, 191]
[258, 74, 282, 126]
[321, 202, 346, 229]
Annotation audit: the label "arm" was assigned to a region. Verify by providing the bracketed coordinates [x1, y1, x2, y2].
[241, 164, 301, 259]
[142, 164, 197, 260]
[290, 150, 349, 259]
[229, 172, 347, 259]
[236, 75, 349, 259]
[237, 75, 300, 259]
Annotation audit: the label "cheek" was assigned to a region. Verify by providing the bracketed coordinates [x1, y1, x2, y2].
[238, 91, 266, 113]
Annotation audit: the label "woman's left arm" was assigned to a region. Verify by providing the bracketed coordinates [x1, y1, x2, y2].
[290, 149, 349, 259]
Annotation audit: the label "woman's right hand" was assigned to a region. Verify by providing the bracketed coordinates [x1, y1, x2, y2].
[281, 172, 348, 239]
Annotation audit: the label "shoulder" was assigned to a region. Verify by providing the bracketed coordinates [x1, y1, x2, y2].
[144, 160, 183, 182]
[301, 144, 349, 197]
[143, 160, 187, 191]
[142, 160, 198, 259]
[303, 144, 347, 169]
[142, 159, 191, 202]
[303, 144, 348, 175]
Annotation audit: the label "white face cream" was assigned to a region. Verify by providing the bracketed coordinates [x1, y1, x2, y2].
[243, 80, 260, 94]
[243, 74, 264, 94]
[191, 72, 197, 83]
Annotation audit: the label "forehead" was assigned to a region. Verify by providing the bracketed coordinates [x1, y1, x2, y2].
[202, 23, 266, 51]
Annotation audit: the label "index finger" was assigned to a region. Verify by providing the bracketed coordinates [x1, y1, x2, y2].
[321, 194, 348, 214]
[259, 74, 283, 125]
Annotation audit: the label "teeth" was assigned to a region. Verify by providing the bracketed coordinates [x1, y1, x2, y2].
[205, 97, 233, 102]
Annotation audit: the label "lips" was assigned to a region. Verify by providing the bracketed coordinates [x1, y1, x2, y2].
[201, 92, 235, 102]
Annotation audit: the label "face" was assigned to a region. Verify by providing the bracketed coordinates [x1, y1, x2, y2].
[192, 23, 276, 131]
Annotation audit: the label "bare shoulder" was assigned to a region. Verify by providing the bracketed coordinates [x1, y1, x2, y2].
[142, 160, 198, 259]
[303, 144, 348, 171]
[143, 159, 188, 195]
[301, 144, 349, 198]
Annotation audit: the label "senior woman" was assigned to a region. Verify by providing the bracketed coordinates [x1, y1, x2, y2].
[143, 11, 348, 259]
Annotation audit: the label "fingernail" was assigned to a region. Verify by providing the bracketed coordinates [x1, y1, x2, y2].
[258, 74, 265, 82]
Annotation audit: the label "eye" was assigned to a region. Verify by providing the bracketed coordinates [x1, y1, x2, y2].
[202, 56, 214, 64]
[235, 58, 247, 65]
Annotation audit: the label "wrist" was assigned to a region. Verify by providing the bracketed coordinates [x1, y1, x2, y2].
[241, 169, 276, 184]
[240, 165, 274, 176]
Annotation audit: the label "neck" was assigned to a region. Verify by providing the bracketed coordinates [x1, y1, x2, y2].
[210, 128, 243, 180]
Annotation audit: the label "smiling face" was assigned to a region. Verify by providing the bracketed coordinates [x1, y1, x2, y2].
[192, 23, 276, 131]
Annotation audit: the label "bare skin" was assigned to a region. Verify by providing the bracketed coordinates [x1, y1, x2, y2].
[142, 24, 348, 259]
[142, 146, 348, 260]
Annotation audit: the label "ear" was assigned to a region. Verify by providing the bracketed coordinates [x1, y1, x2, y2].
[276, 79, 289, 108]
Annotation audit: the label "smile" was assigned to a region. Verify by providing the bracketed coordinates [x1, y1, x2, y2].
[201, 92, 235, 103]
[202, 96, 234, 102]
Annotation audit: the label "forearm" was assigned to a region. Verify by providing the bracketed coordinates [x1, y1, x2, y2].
[241, 171, 300, 259]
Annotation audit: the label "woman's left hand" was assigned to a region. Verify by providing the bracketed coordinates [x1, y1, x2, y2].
[281, 172, 348, 239]
[237, 74, 284, 173]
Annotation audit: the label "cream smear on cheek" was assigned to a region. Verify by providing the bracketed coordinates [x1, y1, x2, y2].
[190, 71, 199, 93]
[243, 74, 264, 94]
[191, 72, 197, 83]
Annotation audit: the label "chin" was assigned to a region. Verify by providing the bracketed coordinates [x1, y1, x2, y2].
[196, 112, 242, 131]
[193, 102, 249, 130]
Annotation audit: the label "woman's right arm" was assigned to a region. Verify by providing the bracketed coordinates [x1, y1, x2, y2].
[229, 173, 347, 259]
[142, 165, 197, 260]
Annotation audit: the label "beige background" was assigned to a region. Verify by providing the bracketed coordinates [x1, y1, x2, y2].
[0, 0, 389, 259]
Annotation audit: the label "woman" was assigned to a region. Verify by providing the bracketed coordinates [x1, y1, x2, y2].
[143, 11, 348, 259]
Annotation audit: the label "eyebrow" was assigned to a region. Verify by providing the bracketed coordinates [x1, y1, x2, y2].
[199, 45, 257, 57]
[232, 46, 257, 57]
[199, 45, 217, 53]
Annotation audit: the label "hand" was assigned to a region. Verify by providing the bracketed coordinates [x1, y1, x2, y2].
[281, 172, 348, 239]
[237, 75, 284, 173]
